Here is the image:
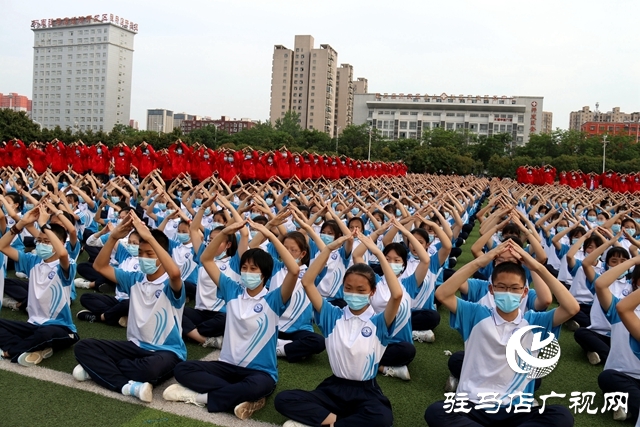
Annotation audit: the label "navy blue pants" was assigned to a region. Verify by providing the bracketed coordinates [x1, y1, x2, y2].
[79, 294, 130, 326]
[0, 319, 78, 362]
[380, 341, 416, 367]
[74, 339, 181, 392]
[182, 307, 226, 338]
[425, 400, 573, 427]
[275, 375, 393, 427]
[3, 278, 28, 308]
[412, 309, 440, 331]
[574, 328, 610, 362]
[77, 262, 114, 289]
[570, 304, 591, 328]
[278, 330, 325, 363]
[173, 360, 276, 413]
[599, 369, 640, 421]
[184, 282, 197, 301]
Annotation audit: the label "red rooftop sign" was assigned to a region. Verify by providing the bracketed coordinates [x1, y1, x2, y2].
[31, 14, 138, 32]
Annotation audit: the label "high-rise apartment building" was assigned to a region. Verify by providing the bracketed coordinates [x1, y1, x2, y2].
[353, 78, 368, 96]
[569, 106, 640, 131]
[0, 93, 32, 114]
[269, 35, 367, 137]
[541, 111, 553, 134]
[30, 14, 137, 132]
[147, 109, 173, 133]
[173, 113, 198, 131]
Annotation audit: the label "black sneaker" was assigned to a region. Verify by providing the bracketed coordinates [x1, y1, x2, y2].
[76, 310, 97, 323]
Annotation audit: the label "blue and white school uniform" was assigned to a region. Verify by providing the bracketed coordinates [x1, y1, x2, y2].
[168, 240, 198, 286]
[310, 240, 350, 302]
[273, 302, 395, 427]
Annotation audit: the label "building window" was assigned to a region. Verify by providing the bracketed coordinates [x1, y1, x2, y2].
[399, 122, 408, 129]
[518, 115, 524, 123]
[480, 124, 488, 131]
[409, 122, 417, 130]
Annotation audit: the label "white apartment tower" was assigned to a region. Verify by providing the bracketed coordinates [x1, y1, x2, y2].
[30, 14, 137, 132]
[269, 35, 366, 138]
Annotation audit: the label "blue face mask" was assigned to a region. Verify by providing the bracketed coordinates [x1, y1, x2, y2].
[156, 203, 167, 211]
[556, 226, 566, 233]
[395, 209, 402, 217]
[611, 224, 621, 234]
[97, 148, 102, 154]
[626, 228, 636, 237]
[266, 198, 274, 207]
[587, 215, 597, 222]
[110, 196, 120, 204]
[124, 243, 139, 257]
[493, 291, 522, 313]
[176, 233, 190, 244]
[320, 233, 334, 245]
[343, 292, 370, 311]
[24, 203, 34, 211]
[78, 195, 85, 204]
[194, 199, 203, 207]
[204, 208, 212, 216]
[571, 238, 579, 245]
[596, 220, 605, 226]
[214, 252, 226, 261]
[176, 148, 183, 155]
[389, 263, 404, 276]
[176, 191, 182, 197]
[139, 257, 160, 274]
[36, 243, 55, 260]
[241, 272, 262, 290]
[250, 213, 260, 219]
[428, 234, 435, 243]
[561, 202, 568, 209]
[351, 208, 360, 216]
[250, 230, 258, 240]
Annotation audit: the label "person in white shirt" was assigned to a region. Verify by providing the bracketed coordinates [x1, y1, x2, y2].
[425, 240, 578, 427]
[0, 207, 79, 366]
[72, 213, 185, 403]
[163, 219, 298, 420]
[594, 254, 640, 423]
[274, 232, 402, 427]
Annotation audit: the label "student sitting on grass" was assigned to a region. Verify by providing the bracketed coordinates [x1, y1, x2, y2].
[163, 219, 298, 420]
[72, 213, 185, 403]
[274, 232, 401, 427]
[0, 205, 79, 366]
[594, 253, 640, 423]
[425, 240, 578, 427]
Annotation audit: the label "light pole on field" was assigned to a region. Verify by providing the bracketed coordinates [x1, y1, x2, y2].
[602, 134, 608, 174]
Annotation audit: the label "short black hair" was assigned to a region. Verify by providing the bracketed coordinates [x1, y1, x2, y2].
[344, 263, 377, 290]
[48, 223, 68, 243]
[583, 235, 603, 251]
[568, 227, 586, 240]
[240, 248, 274, 283]
[321, 220, 343, 238]
[410, 228, 431, 246]
[348, 216, 365, 230]
[383, 242, 408, 270]
[491, 261, 527, 286]
[140, 229, 170, 254]
[605, 247, 630, 265]
[502, 224, 520, 236]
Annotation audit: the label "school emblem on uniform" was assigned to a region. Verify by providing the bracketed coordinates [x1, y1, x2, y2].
[298, 271, 305, 278]
[185, 253, 190, 259]
[173, 223, 178, 228]
[154, 290, 162, 298]
[220, 264, 227, 271]
[48, 271, 56, 280]
[623, 289, 631, 296]
[133, 264, 139, 270]
[361, 326, 372, 337]
[331, 253, 338, 260]
[254, 303, 263, 313]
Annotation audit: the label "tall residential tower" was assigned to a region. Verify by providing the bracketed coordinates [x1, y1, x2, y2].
[30, 14, 137, 132]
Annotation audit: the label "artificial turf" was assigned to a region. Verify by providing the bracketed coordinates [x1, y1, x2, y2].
[0, 227, 626, 426]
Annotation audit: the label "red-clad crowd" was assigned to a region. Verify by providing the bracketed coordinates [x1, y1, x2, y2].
[0, 139, 408, 182]
[517, 165, 640, 193]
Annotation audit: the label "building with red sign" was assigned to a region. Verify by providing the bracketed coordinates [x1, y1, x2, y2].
[180, 116, 256, 135]
[0, 93, 32, 114]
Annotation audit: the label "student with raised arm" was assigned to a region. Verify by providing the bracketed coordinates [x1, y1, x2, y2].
[425, 240, 577, 427]
[163, 219, 297, 421]
[0, 206, 79, 366]
[72, 213, 185, 403]
[594, 256, 640, 423]
[274, 232, 401, 427]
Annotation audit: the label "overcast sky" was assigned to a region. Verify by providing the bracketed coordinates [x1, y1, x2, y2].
[1, 0, 639, 131]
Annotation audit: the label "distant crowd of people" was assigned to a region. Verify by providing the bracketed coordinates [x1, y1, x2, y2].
[0, 139, 408, 183]
[517, 165, 640, 192]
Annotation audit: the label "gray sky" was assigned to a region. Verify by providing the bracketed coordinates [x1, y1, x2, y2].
[1, 0, 639, 131]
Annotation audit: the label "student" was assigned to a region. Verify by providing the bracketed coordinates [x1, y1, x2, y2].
[72, 213, 185, 403]
[163, 220, 298, 420]
[425, 240, 578, 427]
[595, 255, 640, 422]
[274, 232, 401, 427]
[0, 206, 79, 366]
[76, 230, 140, 327]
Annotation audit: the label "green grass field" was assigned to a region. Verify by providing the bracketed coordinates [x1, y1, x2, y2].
[0, 227, 625, 427]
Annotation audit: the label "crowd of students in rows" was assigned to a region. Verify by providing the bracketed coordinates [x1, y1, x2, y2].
[1, 166, 640, 426]
[0, 139, 407, 183]
[517, 164, 640, 192]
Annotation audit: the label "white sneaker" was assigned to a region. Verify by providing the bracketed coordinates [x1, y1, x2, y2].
[118, 316, 128, 328]
[73, 364, 91, 382]
[587, 351, 601, 365]
[163, 384, 204, 407]
[613, 407, 628, 421]
[2, 297, 19, 311]
[565, 320, 580, 332]
[234, 398, 266, 420]
[283, 420, 313, 427]
[15, 271, 27, 279]
[276, 347, 286, 357]
[124, 381, 153, 403]
[383, 365, 411, 381]
[74, 278, 92, 289]
[444, 374, 459, 392]
[17, 351, 44, 367]
[412, 330, 435, 343]
[202, 336, 223, 349]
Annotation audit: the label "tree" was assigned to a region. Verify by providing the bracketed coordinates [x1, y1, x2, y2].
[273, 110, 302, 140]
[0, 109, 41, 142]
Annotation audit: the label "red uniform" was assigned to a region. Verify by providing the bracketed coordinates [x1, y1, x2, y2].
[46, 141, 68, 173]
[276, 151, 292, 180]
[240, 150, 258, 181]
[194, 147, 216, 182]
[290, 154, 303, 179]
[133, 145, 157, 178]
[167, 142, 190, 178]
[28, 146, 48, 174]
[301, 154, 313, 180]
[6, 140, 28, 169]
[89, 144, 111, 175]
[113, 145, 133, 176]
[219, 152, 238, 184]
[156, 151, 174, 182]
[261, 153, 276, 181]
[67, 145, 88, 173]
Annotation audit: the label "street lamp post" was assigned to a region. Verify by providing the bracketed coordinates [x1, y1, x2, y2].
[602, 135, 608, 174]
